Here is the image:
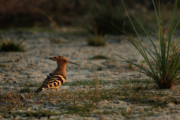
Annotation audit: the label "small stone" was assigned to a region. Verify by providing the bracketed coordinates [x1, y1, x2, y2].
[26, 99, 34, 103]
[106, 64, 116, 68]
[50, 116, 60, 119]
[21, 114, 27, 117]
[167, 102, 174, 107]
[99, 115, 105, 120]
[99, 99, 108, 105]
[147, 91, 154, 94]
[144, 99, 154, 103]
[113, 101, 122, 104]
[117, 101, 122, 104]
[104, 99, 109, 104]
[13, 80, 18, 83]
[126, 107, 131, 112]
[15, 115, 21, 119]
[20, 94, 25, 99]
[43, 101, 49, 105]
[99, 85, 103, 89]
[40, 117, 48, 120]
[27, 108, 31, 111]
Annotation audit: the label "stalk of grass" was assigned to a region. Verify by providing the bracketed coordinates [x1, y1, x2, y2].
[115, 0, 180, 89]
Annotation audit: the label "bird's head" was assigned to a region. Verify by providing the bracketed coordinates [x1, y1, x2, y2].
[49, 56, 79, 67]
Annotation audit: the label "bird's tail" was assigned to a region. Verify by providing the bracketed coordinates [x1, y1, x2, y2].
[36, 86, 43, 93]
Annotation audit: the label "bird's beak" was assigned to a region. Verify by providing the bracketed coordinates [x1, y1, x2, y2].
[68, 61, 80, 67]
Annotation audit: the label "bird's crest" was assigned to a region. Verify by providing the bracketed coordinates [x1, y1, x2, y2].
[49, 56, 68, 61]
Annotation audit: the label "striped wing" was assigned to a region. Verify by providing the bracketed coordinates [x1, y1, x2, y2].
[43, 73, 53, 84]
[41, 74, 66, 89]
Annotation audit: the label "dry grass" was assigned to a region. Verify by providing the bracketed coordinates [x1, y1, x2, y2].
[0, 92, 21, 104]
[0, 79, 180, 118]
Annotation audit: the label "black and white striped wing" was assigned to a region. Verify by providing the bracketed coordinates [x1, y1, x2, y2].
[43, 73, 53, 84]
[41, 74, 66, 89]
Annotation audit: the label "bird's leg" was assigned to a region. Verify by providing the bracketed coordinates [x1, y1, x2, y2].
[56, 88, 59, 93]
[51, 89, 53, 93]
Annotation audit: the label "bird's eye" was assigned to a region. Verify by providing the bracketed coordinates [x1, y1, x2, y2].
[64, 60, 66, 62]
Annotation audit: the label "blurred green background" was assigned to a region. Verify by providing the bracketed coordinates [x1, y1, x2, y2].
[0, 0, 179, 35]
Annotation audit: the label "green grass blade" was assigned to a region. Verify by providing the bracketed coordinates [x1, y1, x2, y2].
[152, 0, 160, 27]
[167, 0, 178, 61]
[116, 0, 180, 89]
[122, 0, 140, 40]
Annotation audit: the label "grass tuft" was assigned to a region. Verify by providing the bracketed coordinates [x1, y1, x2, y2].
[19, 87, 31, 93]
[11, 111, 56, 119]
[0, 34, 26, 52]
[87, 36, 106, 46]
[90, 55, 109, 60]
[63, 103, 95, 116]
[0, 41, 25, 52]
[116, 0, 180, 89]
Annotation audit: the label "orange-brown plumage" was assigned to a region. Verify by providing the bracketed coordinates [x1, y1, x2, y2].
[36, 56, 79, 93]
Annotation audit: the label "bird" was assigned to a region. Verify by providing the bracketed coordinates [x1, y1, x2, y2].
[36, 56, 79, 93]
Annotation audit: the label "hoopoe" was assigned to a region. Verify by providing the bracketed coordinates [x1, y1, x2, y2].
[36, 56, 79, 93]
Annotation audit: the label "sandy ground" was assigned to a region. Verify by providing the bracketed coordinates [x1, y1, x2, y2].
[0, 29, 180, 120]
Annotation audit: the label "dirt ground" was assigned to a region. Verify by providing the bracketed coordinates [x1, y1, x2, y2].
[0, 29, 180, 120]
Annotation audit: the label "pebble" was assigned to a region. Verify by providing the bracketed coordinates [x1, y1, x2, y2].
[40, 117, 48, 120]
[20, 94, 26, 99]
[167, 102, 174, 108]
[26, 99, 34, 103]
[126, 107, 131, 112]
[12, 80, 18, 83]
[113, 100, 122, 104]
